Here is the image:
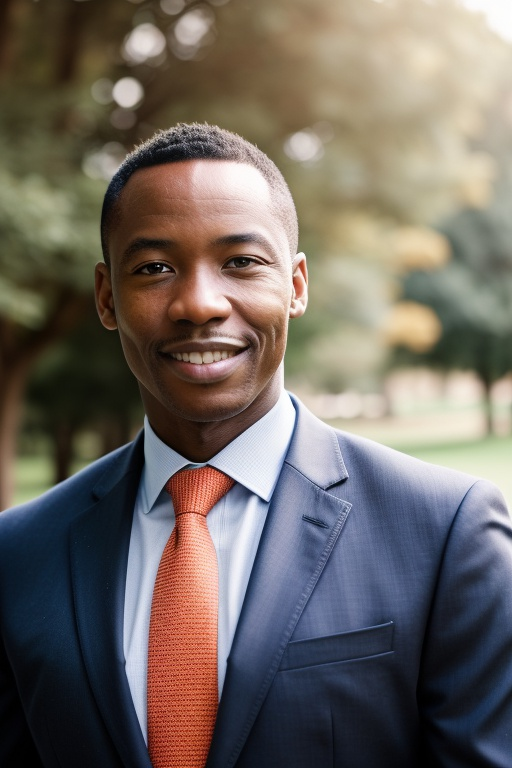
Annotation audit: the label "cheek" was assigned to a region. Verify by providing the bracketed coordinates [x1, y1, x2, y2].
[113, 301, 159, 375]
[115, 332, 147, 383]
[113, 289, 161, 342]
[245, 281, 292, 328]
[250, 300, 290, 359]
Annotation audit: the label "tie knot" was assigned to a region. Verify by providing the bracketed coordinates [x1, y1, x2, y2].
[166, 466, 235, 518]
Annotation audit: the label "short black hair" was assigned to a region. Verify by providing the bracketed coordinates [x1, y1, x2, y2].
[100, 122, 298, 265]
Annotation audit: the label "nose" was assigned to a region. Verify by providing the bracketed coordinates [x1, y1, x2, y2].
[167, 268, 232, 326]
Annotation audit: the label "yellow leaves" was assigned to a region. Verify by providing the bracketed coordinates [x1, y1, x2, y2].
[456, 151, 496, 208]
[383, 301, 442, 352]
[392, 227, 450, 271]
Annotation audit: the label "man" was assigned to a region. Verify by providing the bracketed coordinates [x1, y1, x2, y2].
[1, 123, 512, 768]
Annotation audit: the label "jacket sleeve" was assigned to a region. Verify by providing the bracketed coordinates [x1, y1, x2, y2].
[418, 478, 512, 766]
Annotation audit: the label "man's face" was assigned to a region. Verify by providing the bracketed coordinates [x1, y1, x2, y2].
[95, 160, 307, 443]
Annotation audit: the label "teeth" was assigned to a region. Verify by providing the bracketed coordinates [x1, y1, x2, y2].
[172, 350, 236, 364]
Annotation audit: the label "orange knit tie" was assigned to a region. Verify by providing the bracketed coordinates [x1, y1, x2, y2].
[147, 466, 235, 768]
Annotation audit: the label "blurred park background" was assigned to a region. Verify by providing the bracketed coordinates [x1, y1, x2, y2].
[1, 0, 512, 510]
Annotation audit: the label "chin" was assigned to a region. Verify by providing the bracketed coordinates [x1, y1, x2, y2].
[164, 393, 256, 424]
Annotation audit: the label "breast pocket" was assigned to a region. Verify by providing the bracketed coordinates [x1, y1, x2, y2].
[279, 621, 394, 671]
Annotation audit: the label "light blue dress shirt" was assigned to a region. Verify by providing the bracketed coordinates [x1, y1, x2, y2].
[123, 391, 297, 741]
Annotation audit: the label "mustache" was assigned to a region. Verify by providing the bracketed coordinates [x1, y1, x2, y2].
[154, 332, 251, 351]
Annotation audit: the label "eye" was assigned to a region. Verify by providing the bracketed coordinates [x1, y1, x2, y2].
[138, 262, 174, 275]
[225, 256, 256, 269]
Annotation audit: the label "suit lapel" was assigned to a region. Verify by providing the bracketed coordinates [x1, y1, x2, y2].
[69, 435, 152, 768]
[208, 400, 351, 768]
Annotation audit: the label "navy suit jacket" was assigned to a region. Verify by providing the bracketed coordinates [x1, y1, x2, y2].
[1, 398, 512, 767]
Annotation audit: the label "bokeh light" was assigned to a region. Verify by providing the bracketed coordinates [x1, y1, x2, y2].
[284, 128, 324, 163]
[123, 23, 167, 64]
[461, 0, 512, 42]
[90, 78, 114, 105]
[112, 77, 144, 109]
[160, 0, 186, 15]
[169, 6, 216, 59]
[82, 142, 126, 180]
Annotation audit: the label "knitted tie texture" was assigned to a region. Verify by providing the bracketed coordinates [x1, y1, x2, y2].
[147, 466, 235, 768]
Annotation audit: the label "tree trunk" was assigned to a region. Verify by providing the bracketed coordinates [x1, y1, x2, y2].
[54, 1, 87, 85]
[0, 293, 90, 510]
[53, 421, 75, 485]
[0, 0, 17, 77]
[482, 377, 494, 437]
[99, 415, 133, 457]
[0, 361, 30, 510]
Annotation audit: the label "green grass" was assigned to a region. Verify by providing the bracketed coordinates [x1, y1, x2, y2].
[14, 453, 54, 503]
[397, 436, 512, 508]
[327, 406, 512, 508]
[13, 455, 88, 506]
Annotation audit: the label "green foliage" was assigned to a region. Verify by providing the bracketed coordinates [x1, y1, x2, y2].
[27, 305, 141, 428]
[0, 167, 102, 324]
[398, 52, 512, 393]
[286, 254, 391, 390]
[401, 206, 512, 387]
[25, 305, 142, 475]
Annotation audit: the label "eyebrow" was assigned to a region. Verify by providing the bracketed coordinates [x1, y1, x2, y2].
[211, 232, 278, 257]
[121, 237, 174, 265]
[121, 232, 279, 264]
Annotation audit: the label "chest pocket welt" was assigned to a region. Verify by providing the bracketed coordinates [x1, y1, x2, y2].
[279, 621, 394, 671]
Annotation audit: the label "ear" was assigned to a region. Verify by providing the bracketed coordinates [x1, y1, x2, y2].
[95, 262, 117, 330]
[289, 252, 308, 319]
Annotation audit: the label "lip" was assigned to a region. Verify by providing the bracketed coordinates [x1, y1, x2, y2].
[162, 336, 248, 354]
[158, 344, 250, 384]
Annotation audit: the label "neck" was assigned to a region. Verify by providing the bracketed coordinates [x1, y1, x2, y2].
[141, 385, 282, 462]
[152, 419, 253, 463]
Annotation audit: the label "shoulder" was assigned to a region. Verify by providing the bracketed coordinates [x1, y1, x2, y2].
[291, 395, 506, 520]
[337, 432, 512, 558]
[337, 427, 476, 494]
[0, 433, 144, 540]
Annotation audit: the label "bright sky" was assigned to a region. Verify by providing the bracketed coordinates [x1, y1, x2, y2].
[461, 0, 512, 42]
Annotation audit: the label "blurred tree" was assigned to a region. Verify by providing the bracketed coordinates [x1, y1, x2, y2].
[395, 64, 512, 436]
[26, 304, 142, 484]
[0, 163, 102, 508]
[397, 207, 512, 434]
[0, 0, 509, 505]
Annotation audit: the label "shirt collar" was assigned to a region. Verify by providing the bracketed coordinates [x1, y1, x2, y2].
[142, 391, 296, 513]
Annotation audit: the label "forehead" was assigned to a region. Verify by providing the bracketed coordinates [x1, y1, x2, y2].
[108, 159, 290, 260]
[116, 159, 273, 219]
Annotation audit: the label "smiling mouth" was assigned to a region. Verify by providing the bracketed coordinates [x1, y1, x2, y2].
[170, 350, 241, 364]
